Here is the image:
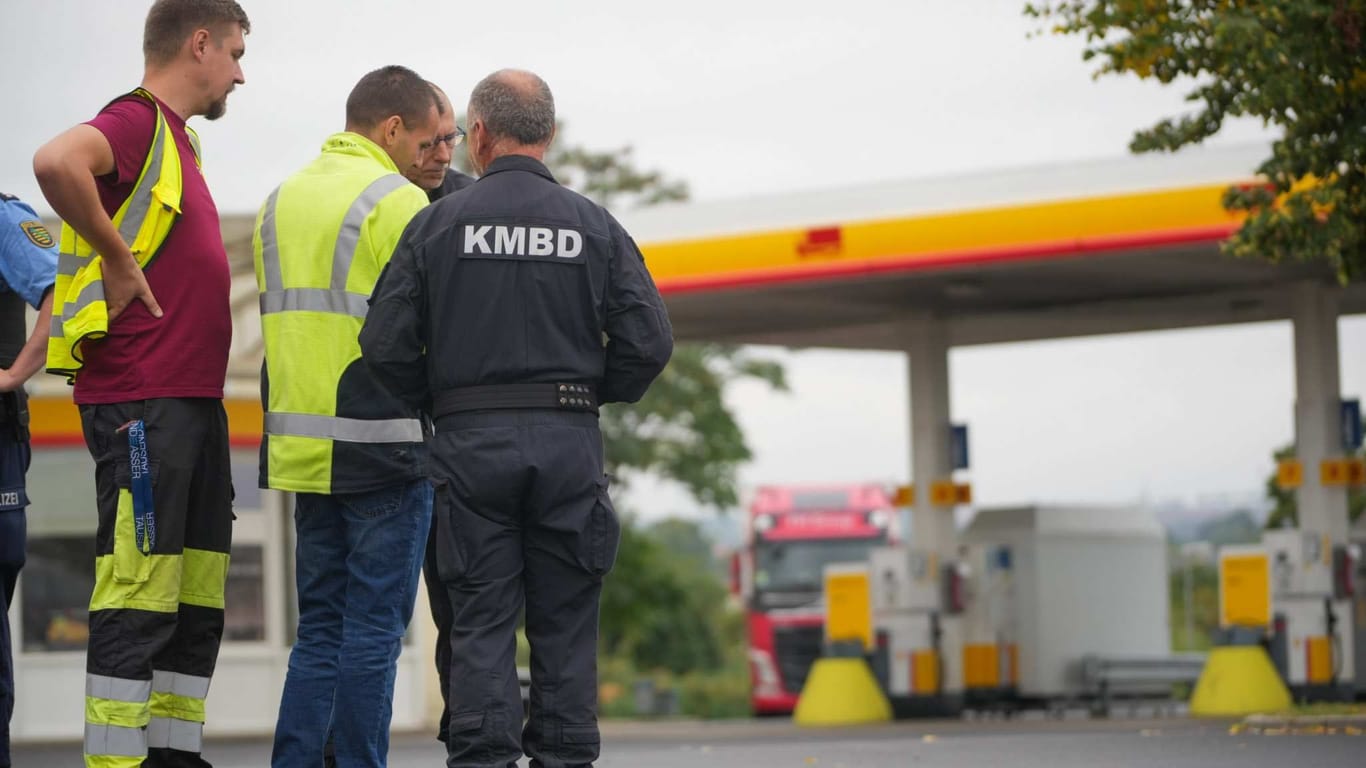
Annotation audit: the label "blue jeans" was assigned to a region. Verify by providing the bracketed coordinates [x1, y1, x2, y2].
[271, 478, 432, 768]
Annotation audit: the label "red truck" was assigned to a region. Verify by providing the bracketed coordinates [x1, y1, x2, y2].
[734, 485, 897, 715]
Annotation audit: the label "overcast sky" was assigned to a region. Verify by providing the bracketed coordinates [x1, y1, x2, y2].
[3, 1, 1361, 521]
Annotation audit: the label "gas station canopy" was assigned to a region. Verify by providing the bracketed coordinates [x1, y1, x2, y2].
[621, 144, 1366, 349]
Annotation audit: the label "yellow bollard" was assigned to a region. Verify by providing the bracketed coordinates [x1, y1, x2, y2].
[793, 656, 893, 727]
[1189, 645, 1292, 717]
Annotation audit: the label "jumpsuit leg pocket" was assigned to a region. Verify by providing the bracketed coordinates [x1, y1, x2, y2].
[432, 481, 469, 583]
[111, 459, 160, 585]
[448, 710, 484, 735]
[562, 723, 599, 745]
[587, 478, 620, 577]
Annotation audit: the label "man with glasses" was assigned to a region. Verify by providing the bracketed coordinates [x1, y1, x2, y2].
[403, 82, 475, 750]
[404, 83, 475, 202]
[253, 65, 441, 768]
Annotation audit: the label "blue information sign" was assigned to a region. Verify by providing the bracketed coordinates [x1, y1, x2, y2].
[950, 424, 969, 471]
[1343, 399, 1363, 452]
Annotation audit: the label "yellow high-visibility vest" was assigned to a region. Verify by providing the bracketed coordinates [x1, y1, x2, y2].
[253, 132, 429, 493]
[46, 88, 201, 383]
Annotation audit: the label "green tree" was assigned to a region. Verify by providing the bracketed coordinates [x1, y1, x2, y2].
[1024, 1, 1366, 280]
[601, 345, 786, 509]
[1193, 509, 1263, 545]
[1169, 561, 1219, 651]
[599, 520, 736, 674]
[646, 517, 721, 574]
[1264, 444, 1299, 529]
[547, 143, 690, 211]
[453, 124, 690, 210]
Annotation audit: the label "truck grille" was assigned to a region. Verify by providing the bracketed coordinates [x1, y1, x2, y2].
[773, 625, 824, 693]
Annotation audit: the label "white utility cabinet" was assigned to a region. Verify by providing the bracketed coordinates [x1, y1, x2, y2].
[961, 505, 1170, 698]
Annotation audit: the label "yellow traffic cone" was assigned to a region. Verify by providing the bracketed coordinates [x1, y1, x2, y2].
[1189, 645, 1291, 717]
[793, 657, 893, 727]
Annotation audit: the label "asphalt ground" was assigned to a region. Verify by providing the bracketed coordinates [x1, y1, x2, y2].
[12, 714, 1365, 767]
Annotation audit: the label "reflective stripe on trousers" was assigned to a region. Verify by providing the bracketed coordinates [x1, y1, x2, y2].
[147, 670, 210, 752]
[84, 674, 151, 765]
[82, 670, 211, 762]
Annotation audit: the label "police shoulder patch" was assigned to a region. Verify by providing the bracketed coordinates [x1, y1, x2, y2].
[19, 220, 54, 249]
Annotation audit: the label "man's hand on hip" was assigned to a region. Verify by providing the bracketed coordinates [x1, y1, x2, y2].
[102, 253, 162, 320]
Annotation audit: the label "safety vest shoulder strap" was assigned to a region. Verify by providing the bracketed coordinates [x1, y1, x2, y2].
[46, 89, 191, 383]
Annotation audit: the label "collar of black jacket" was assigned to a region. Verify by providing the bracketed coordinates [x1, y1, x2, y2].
[481, 154, 558, 183]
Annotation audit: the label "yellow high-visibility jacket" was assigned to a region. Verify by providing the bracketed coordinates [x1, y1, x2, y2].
[47, 88, 200, 383]
[253, 132, 430, 493]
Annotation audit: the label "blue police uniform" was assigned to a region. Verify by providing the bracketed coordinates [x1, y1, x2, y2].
[360, 155, 672, 768]
[0, 193, 58, 768]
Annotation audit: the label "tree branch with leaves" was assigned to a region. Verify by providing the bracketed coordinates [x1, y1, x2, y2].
[1025, 0, 1366, 280]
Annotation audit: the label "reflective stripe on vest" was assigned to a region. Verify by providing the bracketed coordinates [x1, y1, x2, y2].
[46, 88, 200, 383]
[265, 412, 423, 443]
[257, 173, 410, 319]
[259, 289, 369, 317]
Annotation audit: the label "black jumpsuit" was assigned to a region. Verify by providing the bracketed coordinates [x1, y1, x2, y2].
[360, 155, 673, 768]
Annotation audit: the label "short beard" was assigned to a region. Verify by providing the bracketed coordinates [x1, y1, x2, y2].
[205, 97, 227, 121]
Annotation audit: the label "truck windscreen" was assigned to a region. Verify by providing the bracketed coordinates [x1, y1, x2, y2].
[753, 535, 886, 594]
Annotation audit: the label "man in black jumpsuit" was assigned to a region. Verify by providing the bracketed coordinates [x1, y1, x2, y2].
[360, 69, 673, 768]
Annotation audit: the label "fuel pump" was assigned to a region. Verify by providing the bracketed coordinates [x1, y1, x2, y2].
[1263, 530, 1357, 701]
[959, 544, 1018, 709]
[867, 546, 966, 717]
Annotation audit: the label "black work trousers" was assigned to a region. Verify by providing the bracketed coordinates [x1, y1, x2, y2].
[430, 409, 620, 768]
[0, 426, 29, 768]
[79, 398, 233, 768]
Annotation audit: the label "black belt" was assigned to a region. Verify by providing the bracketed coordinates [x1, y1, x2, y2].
[433, 383, 598, 418]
